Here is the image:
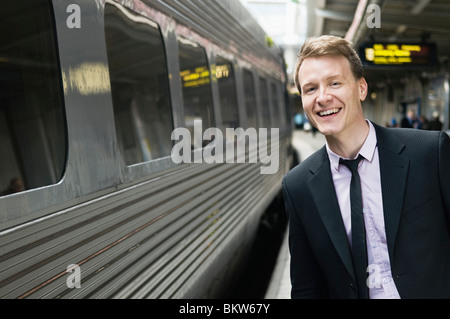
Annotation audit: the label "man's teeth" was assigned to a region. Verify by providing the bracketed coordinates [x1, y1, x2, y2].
[319, 108, 340, 117]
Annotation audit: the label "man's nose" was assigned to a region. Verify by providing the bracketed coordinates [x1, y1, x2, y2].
[316, 88, 332, 104]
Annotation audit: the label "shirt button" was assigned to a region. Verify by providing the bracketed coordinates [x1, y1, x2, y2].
[383, 278, 389, 284]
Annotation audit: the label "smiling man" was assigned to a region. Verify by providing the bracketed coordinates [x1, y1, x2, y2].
[282, 35, 450, 299]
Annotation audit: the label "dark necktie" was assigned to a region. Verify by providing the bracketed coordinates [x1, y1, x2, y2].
[339, 155, 368, 299]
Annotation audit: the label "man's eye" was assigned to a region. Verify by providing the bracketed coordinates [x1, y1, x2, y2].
[331, 82, 340, 87]
[305, 87, 316, 94]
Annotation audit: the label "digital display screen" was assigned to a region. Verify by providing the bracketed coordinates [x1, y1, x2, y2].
[359, 43, 437, 69]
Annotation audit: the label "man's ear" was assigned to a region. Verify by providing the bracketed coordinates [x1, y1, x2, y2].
[359, 77, 368, 101]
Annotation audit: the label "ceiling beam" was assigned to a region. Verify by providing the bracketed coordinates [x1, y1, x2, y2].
[345, 0, 368, 42]
[314, 8, 354, 22]
[380, 13, 450, 33]
[410, 0, 432, 15]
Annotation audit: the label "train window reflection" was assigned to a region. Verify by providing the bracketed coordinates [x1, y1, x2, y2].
[259, 78, 271, 128]
[104, 4, 174, 165]
[178, 37, 214, 144]
[270, 82, 281, 127]
[243, 70, 257, 129]
[215, 56, 238, 130]
[0, 1, 66, 196]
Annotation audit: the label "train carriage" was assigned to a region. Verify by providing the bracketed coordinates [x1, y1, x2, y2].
[0, 0, 293, 298]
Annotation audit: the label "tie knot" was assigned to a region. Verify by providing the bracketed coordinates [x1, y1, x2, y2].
[339, 154, 363, 173]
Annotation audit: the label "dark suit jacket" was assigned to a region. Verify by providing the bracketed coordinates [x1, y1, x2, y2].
[282, 122, 450, 298]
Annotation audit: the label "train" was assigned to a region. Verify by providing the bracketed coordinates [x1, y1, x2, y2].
[0, 0, 294, 298]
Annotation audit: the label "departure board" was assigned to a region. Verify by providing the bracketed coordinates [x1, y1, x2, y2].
[359, 42, 437, 69]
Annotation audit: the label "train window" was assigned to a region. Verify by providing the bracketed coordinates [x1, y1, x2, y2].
[0, 1, 66, 196]
[243, 70, 257, 129]
[270, 82, 281, 127]
[104, 4, 174, 165]
[178, 37, 214, 143]
[259, 77, 271, 128]
[215, 56, 239, 130]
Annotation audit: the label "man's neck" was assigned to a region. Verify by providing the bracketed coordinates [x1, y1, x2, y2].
[325, 120, 370, 159]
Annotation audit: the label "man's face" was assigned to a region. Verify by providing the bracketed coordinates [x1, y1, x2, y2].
[297, 55, 368, 137]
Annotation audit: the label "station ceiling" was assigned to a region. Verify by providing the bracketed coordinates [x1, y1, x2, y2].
[306, 0, 450, 84]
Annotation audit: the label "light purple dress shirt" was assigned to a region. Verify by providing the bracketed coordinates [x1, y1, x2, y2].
[325, 121, 401, 299]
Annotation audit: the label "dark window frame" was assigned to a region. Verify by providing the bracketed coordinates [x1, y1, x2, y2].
[177, 36, 215, 147]
[215, 55, 239, 131]
[104, 3, 175, 166]
[0, 1, 67, 196]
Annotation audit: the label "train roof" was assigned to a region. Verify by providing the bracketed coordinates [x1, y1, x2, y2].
[143, 0, 284, 66]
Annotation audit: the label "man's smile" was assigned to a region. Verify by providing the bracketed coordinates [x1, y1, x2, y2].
[317, 108, 342, 117]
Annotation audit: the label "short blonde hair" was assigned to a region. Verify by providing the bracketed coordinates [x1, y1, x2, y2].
[294, 35, 364, 94]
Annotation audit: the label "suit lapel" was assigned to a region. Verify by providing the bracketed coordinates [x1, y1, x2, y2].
[308, 125, 410, 280]
[373, 123, 409, 261]
[308, 147, 355, 279]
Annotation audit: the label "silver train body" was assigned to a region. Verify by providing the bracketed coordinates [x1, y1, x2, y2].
[0, 0, 293, 298]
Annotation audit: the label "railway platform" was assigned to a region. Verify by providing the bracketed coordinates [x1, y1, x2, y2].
[265, 129, 326, 299]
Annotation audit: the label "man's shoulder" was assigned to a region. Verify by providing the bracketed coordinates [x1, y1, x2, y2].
[283, 146, 327, 187]
[374, 123, 441, 148]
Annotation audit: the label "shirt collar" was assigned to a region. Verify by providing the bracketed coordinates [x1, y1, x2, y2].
[326, 120, 378, 171]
